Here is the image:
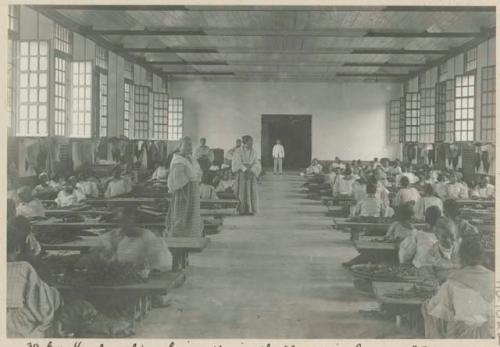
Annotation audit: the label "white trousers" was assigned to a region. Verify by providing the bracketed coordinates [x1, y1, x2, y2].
[273, 158, 283, 174]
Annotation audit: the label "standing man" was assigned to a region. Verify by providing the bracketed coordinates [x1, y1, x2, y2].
[272, 139, 285, 175]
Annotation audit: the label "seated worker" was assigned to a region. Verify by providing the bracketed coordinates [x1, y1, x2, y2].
[68, 176, 86, 202]
[328, 167, 341, 193]
[396, 165, 419, 186]
[7, 216, 42, 265]
[104, 167, 133, 199]
[414, 184, 443, 221]
[393, 176, 420, 208]
[151, 161, 169, 181]
[32, 172, 61, 200]
[215, 168, 235, 193]
[399, 216, 459, 270]
[55, 181, 81, 208]
[16, 186, 45, 219]
[75, 171, 100, 198]
[471, 175, 494, 199]
[305, 158, 322, 175]
[384, 203, 415, 242]
[350, 176, 367, 215]
[200, 173, 219, 200]
[443, 199, 478, 238]
[421, 235, 494, 338]
[445, 173, 469, 199]
[330, 157, 345, 170]
[7, 223, 62, 337]
[333, 167, 356, 196]
[353, 182, 386, 217]
[432, 174, 448, 199]
[95, 206, 171, 273]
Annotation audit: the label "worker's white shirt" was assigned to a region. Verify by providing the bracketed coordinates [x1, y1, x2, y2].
[471, 184, 495, 199]
[447, 183, 469, 199]
[272, 144, 285, 159]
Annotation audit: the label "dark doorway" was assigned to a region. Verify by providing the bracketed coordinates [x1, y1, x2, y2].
[261, 115, 312, 169]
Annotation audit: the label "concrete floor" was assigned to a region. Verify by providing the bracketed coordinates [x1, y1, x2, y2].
[135, 172, 400, 338]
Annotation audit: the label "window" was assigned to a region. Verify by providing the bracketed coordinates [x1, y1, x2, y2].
[168, 98, 183, 140]
[436, 82, 446, 142]
[146, 70, 153, 85]
[124, 81, 132, 138]
[71, 61, 92, 138]
[7, 40, 17, 131]
[54, 56, 68, 135]
[465, 47, 477, 72]
[438, 62, 447, 82]
[98, 72, 108, 137]
[419, 87, 435, 143]
[18, 41, 49, 136]
[481, 66, 495, 142]
[134, 86, 150, 139]
[455, 74, 475, 142]
[388, 100, 400, 144]
[53, 23, 72, 55]
[124, 61, 134, 80]
[399, 97, 405, 143]
[404, 93, 420, 143]
[153, 93, 169, 140]
[8, 6, 19, 33]
[444, 80, 455, 143]
[96, 46, 108, 70]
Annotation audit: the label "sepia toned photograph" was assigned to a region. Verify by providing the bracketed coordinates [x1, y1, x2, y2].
[3, 2, 497, 342]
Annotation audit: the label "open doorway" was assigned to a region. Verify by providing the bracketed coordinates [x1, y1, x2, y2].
[261, 114, 312, 170]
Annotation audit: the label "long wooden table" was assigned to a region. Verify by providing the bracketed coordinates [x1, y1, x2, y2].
[456, 199, 495, 207]
[41, 236, 211, 272]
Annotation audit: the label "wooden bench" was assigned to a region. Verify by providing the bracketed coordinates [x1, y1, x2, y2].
[372, 281, 431, 334]
[166, 237, 211, 272]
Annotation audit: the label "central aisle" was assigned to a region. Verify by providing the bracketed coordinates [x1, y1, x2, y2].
[136, 173, 398, 338]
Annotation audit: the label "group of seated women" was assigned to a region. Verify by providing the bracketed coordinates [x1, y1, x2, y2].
[7, 205, 171, 338]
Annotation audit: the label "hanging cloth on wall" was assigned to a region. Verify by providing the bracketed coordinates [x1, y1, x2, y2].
[138, 142, 149, 169]
[449, 144, 460, 170]
[96, 138, 108, 161]
[474, 144, 482, 172]
[24, 139, 40, 175]
[424, 144, 434, 167]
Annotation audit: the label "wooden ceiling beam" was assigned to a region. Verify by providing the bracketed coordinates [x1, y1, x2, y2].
[343, 62, 426, 67]
[33, 5, 495, 12]
[164, 71, 235, 76]
[148, 60, 228, 65]
[336, 72, 408, 77]
[119, 47, 450, 55]
[91, 27, 487, 38]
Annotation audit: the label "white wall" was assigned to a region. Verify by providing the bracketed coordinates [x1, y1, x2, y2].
[170, 80, 401, 161]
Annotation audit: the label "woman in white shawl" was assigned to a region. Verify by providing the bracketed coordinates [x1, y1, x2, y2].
[232, 135, 261, 215]
[422, 235, 494, 338]
[166, 136, 203, 237]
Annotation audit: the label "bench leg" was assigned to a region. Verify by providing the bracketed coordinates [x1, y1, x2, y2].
[172, 250, 180, 272]
[181, 251, 187, 269]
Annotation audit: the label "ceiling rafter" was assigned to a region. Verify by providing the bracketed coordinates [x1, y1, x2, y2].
[91, 27, 489, 38]
[34, 5, 496, 12]
[119, 47, 451, 55]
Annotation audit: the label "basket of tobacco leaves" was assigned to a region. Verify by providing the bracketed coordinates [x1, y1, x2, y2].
[45, 255, 149, 288]
[349, 263, 419, 293]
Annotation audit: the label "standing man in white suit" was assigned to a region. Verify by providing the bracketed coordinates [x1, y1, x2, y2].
[272, 139, 285, 175]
